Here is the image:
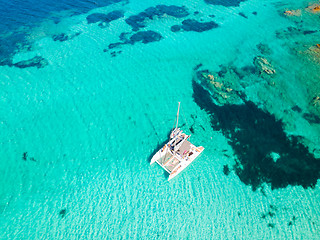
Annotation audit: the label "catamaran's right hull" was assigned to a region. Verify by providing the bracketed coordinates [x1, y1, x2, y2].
[168, 146, 204, 181]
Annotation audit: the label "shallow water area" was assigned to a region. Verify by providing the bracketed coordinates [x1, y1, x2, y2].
[0, 0, 320, 239]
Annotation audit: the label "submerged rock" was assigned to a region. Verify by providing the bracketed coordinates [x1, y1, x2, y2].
[303, 44, 320, 64]
[306, 3, 320, 13]
[195, 67, 244, 105]
[310, 96, 320, 117]
[253, 56, 276, 76]
[311, 95, 320, 107]
[283, 9, 301, 17]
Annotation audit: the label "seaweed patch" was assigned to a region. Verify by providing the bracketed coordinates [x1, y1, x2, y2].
[303, 113, 320, 124]
[52, 32, 81, 42]
[22, 152, 37, 162]
[110, 50, 122, 57]
[171, 19, 219, 32]
[22, 152, 28, 161]
[86, 10, 124, 28]
[238, 12, 248, 19]
[204, 0, 247, 7]
[192, 78, 320, 190]
[14, 56, 48, 69]
[59, 209, 67, 218]
[257, 43, 273, 55]
[267, 223, 275, 228]
[223, 164, 231, 176]
[108, 30, 163, 52]
[125, 5, 189, 31]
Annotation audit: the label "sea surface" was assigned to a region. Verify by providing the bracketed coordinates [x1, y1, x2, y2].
[1, 0, 320, 239]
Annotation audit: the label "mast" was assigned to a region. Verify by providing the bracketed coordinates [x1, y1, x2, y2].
[175, 102, 180, 129]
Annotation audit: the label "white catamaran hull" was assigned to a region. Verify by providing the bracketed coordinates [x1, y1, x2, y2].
[150, 102, 204, 180]
[150, 148, 164, 165]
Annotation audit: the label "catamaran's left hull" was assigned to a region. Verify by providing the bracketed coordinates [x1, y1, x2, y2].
[150, 149, 163, 165]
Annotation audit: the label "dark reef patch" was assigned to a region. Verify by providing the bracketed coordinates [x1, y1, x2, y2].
[108, 30, 162, 50]
[261, 211, 275, 219]
[53, 33, 69, 42]
[59, 209, 66, 218]
[288, 215, 298, 226]
[275, 26, 303, 39]
[303, 30, 318, 35]
[22, 152, 28, 161]
[52, 32, 81, 42]
[14, 56, 48, 69]
[86, 11, 124, 28]
[125, 5, 189, 31]
[22, 152, 37, 162]
[238, 12, 248, 19]
[257, 43, 273, 55]
[129, 31, 162, 44]
[267, 223, 275, 228]
[87, 13, 109, 24]
[188, 114, 198, 134]
[171, 25, 182, 32]
[110, 50, 122, 57]
[291, 105, 302, 113]
[204, 0, 247, 7]
[108, 42, 123, 49]
[223, 165, 231, 176]
[269, 204, 277, 211]
[303, 113, 320, 124]
[192, 79, 320, 190]
[193, 63, 203, 71]
[171, 19, 219, 33]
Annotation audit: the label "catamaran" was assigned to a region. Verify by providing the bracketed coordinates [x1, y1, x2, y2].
[150, 102, 204, 180]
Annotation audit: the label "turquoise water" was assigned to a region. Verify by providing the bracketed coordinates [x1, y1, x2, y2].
[1, 0, 320, 239]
